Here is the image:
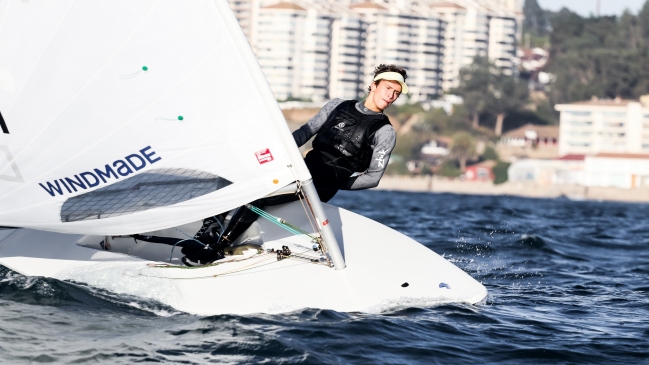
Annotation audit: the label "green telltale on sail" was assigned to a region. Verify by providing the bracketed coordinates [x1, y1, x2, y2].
[178, 116, 184, 121]
[142, 66, 148, 71]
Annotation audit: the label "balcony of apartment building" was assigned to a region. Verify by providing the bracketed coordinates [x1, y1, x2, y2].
[334, 57, 362, 67]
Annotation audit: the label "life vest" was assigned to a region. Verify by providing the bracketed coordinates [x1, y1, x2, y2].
[312, 100, 391, 171]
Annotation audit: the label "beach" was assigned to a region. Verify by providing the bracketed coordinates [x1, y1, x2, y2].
[376, 175, 649, 203]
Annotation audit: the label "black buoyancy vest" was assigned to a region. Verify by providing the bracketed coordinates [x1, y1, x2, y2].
[312, 100, 391, 171]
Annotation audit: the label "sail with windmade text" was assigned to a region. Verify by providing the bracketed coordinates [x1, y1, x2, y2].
[0, 0, 310, 235]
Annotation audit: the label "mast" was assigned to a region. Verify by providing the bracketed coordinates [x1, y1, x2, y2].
[301, 179, 346, 270]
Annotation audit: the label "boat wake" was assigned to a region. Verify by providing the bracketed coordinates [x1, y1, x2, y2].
[0, 266, 181, 317]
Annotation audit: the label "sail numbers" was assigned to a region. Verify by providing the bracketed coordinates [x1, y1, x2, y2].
[0, 110, 8, 134]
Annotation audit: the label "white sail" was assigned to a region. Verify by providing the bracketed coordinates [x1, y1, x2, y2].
[0, 0, 311, 235]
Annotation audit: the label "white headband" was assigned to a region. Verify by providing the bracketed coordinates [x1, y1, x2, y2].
[373, 71, 408, 94]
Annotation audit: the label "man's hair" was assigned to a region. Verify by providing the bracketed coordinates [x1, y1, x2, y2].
[367, 64, 408, 93]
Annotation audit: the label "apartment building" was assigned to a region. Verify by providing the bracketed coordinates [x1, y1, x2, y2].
[253, 1, 367, 101]
[426, 0, 519, 90]
[555, 97, 649, 156]
[255, 2, 332, 101]
[351, 1, 444, 102]
[229, 0, 520, 100]
[227, 0, 262, 49]
[328, 5, 367, 99]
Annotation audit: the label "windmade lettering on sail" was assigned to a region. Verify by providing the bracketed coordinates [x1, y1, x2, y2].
[38, 146, 161, 197]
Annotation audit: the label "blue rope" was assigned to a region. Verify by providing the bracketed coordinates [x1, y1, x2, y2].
[211, 216, 225, 244]
[169, 238, 195, 262]
[245, 204, 316, 242]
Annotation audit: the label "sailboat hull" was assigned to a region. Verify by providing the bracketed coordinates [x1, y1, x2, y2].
[0, 202, 487, 315]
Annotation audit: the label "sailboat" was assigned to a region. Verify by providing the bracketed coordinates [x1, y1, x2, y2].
[0, 0, 487, 315]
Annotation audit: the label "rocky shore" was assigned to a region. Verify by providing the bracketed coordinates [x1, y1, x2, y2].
[375, 175, 649, 204]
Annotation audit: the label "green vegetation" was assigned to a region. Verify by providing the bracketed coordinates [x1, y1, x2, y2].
[385, 160, 409, 175]
[437, 160, 462, 178]
[278, 96, 313, 102]
[452, 57, 530, 136]
[481, 145, 499, 161]
[450, 132, 477, 172]
[492, 161, 511, 185]
[391, 132, 428, 161]
[524, 0, 649, 104]
[417, 105, 471, 134]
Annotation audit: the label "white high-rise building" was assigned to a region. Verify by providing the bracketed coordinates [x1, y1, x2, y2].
[351, 1, 444, 102]
[227, 0, 263, 50]
[426, 0, 519, 90]
[255, 2, 333, 101]
[228, 0, 522, 100]
[236, 1, 365, 101]
[329, 9, 367, 99]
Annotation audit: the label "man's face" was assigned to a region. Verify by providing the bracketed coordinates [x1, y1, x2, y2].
[370, 80, 402, 110]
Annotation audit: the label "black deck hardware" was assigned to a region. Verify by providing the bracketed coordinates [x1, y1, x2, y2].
[276, 245, 292, 261]
[401, 282, 409, 287]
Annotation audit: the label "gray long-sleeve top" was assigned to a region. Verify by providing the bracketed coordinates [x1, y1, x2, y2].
[292, 98, 396, 190]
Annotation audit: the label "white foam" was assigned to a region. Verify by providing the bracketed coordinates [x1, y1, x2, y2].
[57, 261, 184, 315]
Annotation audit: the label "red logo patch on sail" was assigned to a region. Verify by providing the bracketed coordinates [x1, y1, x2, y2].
[255, 148, 274, 164]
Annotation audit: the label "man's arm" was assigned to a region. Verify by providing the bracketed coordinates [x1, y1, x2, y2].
[342, 125, 396, 190]
[292, 99, 344, 147]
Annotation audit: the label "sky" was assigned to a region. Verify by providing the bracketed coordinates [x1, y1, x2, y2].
[537, 0, 646, 17]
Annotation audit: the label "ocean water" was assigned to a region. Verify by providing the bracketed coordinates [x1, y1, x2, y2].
[1, 190, 648, 364]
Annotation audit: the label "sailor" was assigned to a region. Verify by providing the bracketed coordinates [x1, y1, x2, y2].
[216, 64, 408, 249]
[136, 64, 408, 266]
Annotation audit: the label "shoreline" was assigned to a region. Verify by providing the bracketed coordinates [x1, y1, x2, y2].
[375, 175, 649, 204]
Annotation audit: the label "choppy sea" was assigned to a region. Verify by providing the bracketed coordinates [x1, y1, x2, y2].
[1, 190, 648, 364]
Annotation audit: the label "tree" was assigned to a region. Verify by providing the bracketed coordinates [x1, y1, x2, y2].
[464, 91, 486, 129]
[450, 132, 476, 172]
[487, 74, 530, 136]
[418, 104, 470, 135]
[492, 161, 511, 185]
[452, 57, 498, 129]
[545, 5, 649, 104]
[453, 57, 528, 135]
[523, 0, 550, 37]
[481, 145, 499, 161]
[619, 10, 642, 51]
[640, 0, 649, 42]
